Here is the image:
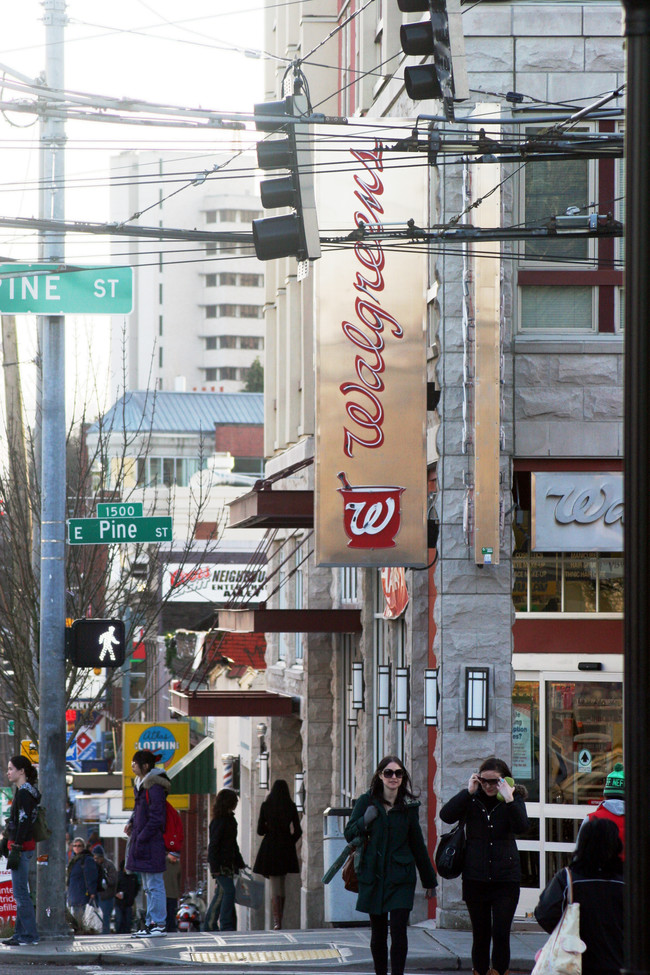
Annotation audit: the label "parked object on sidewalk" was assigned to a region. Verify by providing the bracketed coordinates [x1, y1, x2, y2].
[253, 779, 302, 929]
[440, 756, 529, 975]
[205, 789, 245, 931]
[344, 756, 436, 975]
[235, 868, 265, 911]
[534, 818, 623, 975]
[176, 886, 205, 931]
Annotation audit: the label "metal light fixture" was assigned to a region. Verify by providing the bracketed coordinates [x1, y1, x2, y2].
[378, 664, 391, 716]
[258, 751, 269, 790]
[294, 771, 306, 813]
[465, 667, 489, 730]
[395, 666, 410, 722]
[352, 661, 364, 711]
[424, 668, 439, 726]
[347, 683, 358, 728]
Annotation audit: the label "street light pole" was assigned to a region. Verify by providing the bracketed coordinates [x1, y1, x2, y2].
[623, 3, 650, 974]
[37, 0, 68, 938]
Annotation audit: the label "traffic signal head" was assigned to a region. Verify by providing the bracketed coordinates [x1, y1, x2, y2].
[69, 618, 126, 668]
[398, 0, 468, 111]
[252, 95, 321, 264]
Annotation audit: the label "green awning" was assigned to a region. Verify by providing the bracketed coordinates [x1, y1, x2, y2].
[167, 737, 216, 795]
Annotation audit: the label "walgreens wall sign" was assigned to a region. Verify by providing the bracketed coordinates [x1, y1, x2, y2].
[315, 129, 428, 567]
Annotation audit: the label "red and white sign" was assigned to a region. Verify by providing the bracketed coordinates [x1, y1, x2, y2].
[315, 128, 428, 567]
[76, 731, 92, 753]
[0, 870, 16, 923]
[381, 567, 409, 619]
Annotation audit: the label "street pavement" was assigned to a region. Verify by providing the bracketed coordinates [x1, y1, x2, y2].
[0, 922, 547, 970]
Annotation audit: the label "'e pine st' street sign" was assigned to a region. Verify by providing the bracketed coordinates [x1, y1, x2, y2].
[68, 516, 173, 545]
[0, 264, 133, 314]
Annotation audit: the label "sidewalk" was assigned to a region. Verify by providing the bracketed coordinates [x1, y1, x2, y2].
[0, 924, 547, 970]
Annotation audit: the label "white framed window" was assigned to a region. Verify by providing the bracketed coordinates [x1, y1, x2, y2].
[518, 285, 596, 333]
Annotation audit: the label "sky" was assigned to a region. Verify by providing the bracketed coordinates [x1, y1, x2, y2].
[0, 0, 266, 421]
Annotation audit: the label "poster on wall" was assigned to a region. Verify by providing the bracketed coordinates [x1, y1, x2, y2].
[122, 721, 190, 811]
[315, 125, 428, 567]
[512, 703, 533, 779]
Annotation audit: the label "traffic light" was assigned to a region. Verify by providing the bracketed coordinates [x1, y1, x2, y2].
[69, 618, 125, 668]
[252, 94, 321, 264]
[398, 0, 468, 114]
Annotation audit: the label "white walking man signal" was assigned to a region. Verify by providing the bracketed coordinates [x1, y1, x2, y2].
[98, 625, 120, 663]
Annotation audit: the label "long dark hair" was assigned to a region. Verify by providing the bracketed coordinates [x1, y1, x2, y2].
[369, 755, 417, 805]
[132, 750, 161, 775]
[572, 818, 623, 875]
[213, 788, 239, 818]
[9, 755, 38, 785]
[263, 779, 295, 816]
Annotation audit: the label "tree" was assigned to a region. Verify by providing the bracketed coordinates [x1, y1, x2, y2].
[245, 357, 264, 392]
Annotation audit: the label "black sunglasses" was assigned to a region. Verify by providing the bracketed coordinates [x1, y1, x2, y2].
[382, 768, 404, 779]
[477, 776, 500, 785]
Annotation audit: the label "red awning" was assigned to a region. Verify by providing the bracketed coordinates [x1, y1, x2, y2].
[228, 489, 313, 528]
[217, 608, 362, 633]
[169, 688, 296, 718]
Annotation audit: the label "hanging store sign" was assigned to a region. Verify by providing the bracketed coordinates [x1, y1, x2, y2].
[532, 472, 623, 552]
[122, 721, 190, 811]
[162, 562, 267, 604]
[315, 128, 428, 567]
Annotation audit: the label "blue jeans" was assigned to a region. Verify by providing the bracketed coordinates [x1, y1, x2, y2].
[204, 874, 236, 931]
[11, 849, 38, 943]
[99, 897, 114, 934]
[141, 872, 166, 928]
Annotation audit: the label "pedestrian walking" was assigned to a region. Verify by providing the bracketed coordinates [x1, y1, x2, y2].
[581, 763, 625, 858]
[439, 757, 529, 975]
[344, 756, 437, 975]
[253, 778, 302, 929]
[164, 851, 182, 932]
[114, 859, 140, 933]
[204, 788, 245, 931]
[93, 845, 118, 934]
[67, 835, 100, 929]
[0, 755, 40, 946]
[535, 818, 623, 975]
[125, 749, 172, 938]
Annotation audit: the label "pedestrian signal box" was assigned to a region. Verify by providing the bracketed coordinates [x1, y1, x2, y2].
[69, 618, 126, 668]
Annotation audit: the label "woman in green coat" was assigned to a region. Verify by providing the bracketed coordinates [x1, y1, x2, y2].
[344, 755, 437, 975]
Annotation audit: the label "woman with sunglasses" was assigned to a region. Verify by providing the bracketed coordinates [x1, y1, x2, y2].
[440, 757, 529, 975]
[344, 756, 437, 975]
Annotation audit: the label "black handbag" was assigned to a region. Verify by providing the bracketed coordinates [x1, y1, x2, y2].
[435, 816, 466, 879]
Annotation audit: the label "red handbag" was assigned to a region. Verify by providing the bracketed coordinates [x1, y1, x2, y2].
[341, 851, 358, 893]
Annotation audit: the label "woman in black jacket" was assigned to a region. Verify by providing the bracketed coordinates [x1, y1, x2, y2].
[534, 818, 623, 975]
[1, 756, 40, 946]
[440, 757, 529, 975]
[204, 788, 245, 931]
[253, 779, 302, 929]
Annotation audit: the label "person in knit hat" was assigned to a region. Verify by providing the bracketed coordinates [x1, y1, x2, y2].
[583, 763, 625, 858]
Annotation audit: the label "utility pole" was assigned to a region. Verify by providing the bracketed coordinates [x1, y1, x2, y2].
[37, 0, 68, 938]
[623, 2, 650, 975]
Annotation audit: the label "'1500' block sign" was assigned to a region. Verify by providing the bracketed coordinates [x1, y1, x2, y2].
[315, 132, 428, 567]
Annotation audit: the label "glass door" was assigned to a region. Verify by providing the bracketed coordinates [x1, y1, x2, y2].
[512, 671, 623, 917]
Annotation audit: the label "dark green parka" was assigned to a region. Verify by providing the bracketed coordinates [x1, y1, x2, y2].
[344, 790, 437, 914]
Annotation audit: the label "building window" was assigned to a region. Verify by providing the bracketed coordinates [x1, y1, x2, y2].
[205, 337, 217, 350]
[341, 634, 357, 805]
[523, 144, 590, 263]
[219, 209, 238, 222]
[340, 567, 359, 603]
[219, 272, 237, 286]
[158, 284, 163, 304]
[205, 210, 217, 223]
[218, 304, 238, 318]
[519, 286, 594, 332]
[205, 306, 217, 319]
[239, 305, 263, 319]
[205, 273, 218, 287]
[295, 541, 305, 663]
[205, 368, 217, 381]
[240, 336, 264, 350]
[240, 274, 263, 287]
[159, 315, 163, 336]
[136, 456, 202, 487]
[219, 367, 238, 381]
[513, 551, 623, 614]
[219, 335, 238, 349]
[158, 346, 163, 367]
[205, 243, 218, 255]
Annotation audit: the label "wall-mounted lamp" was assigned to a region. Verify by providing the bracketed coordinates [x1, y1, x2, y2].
[424, 668, 439, 726]
[258, 750, 269, 790]
[395, 667, 410, 723]
[347, 683, 358, 728]
[465, 667, 489, 730]
[294, 771, 306, 813]
[352, 661, 364, 712]
[378, 664, 391, 716]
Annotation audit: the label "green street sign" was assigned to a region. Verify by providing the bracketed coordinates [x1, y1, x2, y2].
[96, 502, 143, 518]
[0, 263, 133, 314]
[67, 516, 173, 545]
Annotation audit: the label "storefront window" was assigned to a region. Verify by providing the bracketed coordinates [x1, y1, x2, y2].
[546, 681, 623, 805]
[513, 681, 540, 801]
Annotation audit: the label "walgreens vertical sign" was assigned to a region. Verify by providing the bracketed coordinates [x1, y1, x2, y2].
[315, 132, 427, 567]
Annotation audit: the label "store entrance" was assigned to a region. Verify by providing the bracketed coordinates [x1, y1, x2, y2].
[511, 669, 623, 917]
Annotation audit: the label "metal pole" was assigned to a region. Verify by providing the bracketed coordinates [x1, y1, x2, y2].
[37, 0, 68, 938]
[623, 2, 650, 974]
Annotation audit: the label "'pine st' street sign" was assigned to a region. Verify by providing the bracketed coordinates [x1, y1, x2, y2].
[67, 516, 173, 545]
[0, 264, 133, 314]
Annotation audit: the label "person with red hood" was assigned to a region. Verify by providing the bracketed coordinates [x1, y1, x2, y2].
[125, 750, 171, 938]
[583, 763, 625, 858]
